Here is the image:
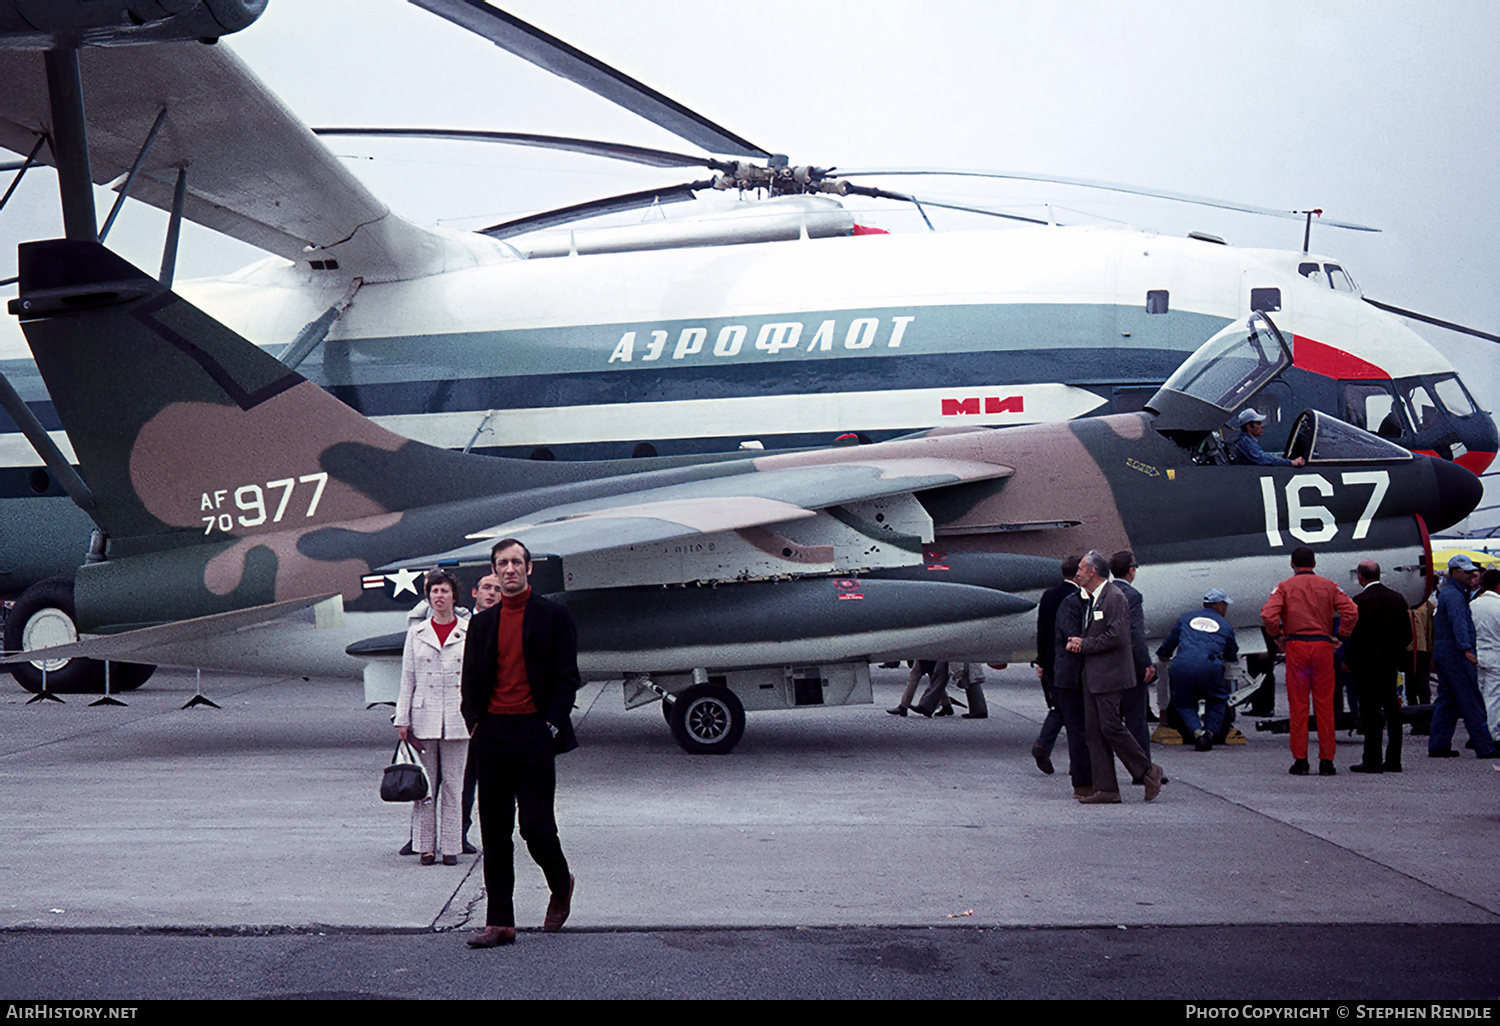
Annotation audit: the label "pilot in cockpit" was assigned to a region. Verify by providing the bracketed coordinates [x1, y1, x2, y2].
[1229, 409, 1306, 467]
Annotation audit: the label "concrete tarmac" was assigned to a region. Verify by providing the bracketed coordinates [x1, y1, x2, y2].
[2, 665, 1497, 999]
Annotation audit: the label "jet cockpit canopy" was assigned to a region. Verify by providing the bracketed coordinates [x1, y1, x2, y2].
[1285, 409, 1412, 464]
[1146, 311, 1293, 444]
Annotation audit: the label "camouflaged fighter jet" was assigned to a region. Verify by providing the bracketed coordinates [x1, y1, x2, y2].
[4, 238, 1482, 752]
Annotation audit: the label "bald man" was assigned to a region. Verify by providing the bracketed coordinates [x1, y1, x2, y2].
[1344, 561, 1412, 773]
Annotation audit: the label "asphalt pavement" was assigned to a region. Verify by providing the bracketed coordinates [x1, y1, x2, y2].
[1, 665, 1497, 1000]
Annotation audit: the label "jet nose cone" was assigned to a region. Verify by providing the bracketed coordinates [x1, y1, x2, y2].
[1426, 454, 1484, 533]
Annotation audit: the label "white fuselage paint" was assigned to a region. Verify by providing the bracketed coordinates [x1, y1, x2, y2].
[161, 225, 1455, 454]
[0, 226, 1455, 469]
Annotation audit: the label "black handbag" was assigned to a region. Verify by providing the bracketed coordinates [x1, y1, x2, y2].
[380, 739, 430, 802]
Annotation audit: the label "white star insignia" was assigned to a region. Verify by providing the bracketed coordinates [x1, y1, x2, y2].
[388, 567, 422, 597]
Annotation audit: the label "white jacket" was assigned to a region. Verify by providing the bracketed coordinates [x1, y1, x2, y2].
[1471, 591, 1500, 684]
[394, 617, 468, 740]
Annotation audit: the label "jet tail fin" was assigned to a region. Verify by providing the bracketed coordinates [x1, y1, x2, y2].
[9, 239, 524, 551]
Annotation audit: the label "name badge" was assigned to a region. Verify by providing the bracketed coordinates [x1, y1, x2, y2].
[1092, 610, 1104, 621]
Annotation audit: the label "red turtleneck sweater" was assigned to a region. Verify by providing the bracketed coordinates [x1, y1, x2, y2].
[488, 588, 538, 715]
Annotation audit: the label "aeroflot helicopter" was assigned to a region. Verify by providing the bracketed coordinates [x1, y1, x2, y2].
[0, 0, 1493, 693]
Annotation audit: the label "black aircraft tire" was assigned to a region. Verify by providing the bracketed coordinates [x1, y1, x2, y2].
[3, 577, 155, 693]
[668, 683, 746, 755]
[662, 697, 674, 724]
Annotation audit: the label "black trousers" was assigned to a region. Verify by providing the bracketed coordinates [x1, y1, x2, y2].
[1052, 685, 1092, 789]
[1122, 680, 1151, 756]
[1354, 665, 1403, 768]
[472, 714, 570, 927]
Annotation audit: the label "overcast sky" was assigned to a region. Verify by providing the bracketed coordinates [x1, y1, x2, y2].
[2, 0, 1497, 522]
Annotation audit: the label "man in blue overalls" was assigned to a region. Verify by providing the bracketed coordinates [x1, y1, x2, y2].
[1157, 589, 1240, 751]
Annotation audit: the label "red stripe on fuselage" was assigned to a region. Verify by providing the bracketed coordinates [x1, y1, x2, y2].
[1456, 450, 1496, 474]
[1292, 334, 1390, 380]
[1416, 449, 1494, 474]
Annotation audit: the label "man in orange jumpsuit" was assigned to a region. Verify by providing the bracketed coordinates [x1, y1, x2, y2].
[1260, 546, 1359, 776]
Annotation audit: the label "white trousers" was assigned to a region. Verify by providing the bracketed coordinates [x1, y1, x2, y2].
[411, 737, 468, 857]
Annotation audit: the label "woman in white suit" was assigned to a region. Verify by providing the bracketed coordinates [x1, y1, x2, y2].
[395, 569, 469, 865]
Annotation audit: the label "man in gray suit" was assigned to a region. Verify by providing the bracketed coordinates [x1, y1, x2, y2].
[1067, 550, 1165, 804]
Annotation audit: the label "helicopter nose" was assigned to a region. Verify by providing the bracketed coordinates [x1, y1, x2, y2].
[1425, 454, 1484, 533]
[1453, 410, 1498, 475]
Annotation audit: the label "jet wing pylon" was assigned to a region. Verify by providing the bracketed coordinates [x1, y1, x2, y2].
[0, 43, 503, 281]
[381, 457, 1014, 570]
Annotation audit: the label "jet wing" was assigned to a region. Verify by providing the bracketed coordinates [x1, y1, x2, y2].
[0, 43, 495, 281]
[381, 457, 1013, 568]
[0, 593, 340, 664]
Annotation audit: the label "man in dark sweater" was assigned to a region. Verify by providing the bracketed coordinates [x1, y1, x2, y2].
[462, 538, 581, 948]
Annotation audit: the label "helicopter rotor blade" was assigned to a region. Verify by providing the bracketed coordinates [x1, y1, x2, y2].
[1360, 298, 1500, 344]
[840, 183, 1050, 226]
[311, 127, 728, 171]
[410, 0, 768, 159]
[478, 180, 716, 240]
[833, 168, 1381, 232]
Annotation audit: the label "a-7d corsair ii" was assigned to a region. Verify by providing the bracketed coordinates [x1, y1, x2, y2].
[6, 239, 1480, 752]
[1, 1, 1495, 698]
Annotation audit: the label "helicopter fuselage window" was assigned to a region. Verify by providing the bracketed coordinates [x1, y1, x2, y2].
[1432, 374, 1477, 417]
[1250, 287, 1281, 312]
[1146, 290, 1169, 314]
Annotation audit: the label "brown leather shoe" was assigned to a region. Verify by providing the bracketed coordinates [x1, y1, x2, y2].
[1032, 744, 1055, 775]
[1078, 790, 1121, 804]
[1143, 764, 1164, 802]
[1073, 785, 1094, 800]
[543, 874, 575, 933]
[467, 925, 516, 948]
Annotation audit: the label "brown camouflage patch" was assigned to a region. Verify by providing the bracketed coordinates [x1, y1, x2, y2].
[204, 512, 402, 600]
[1104, 414, 1147, 440]
[129, 382, 405, 532]
[753, 421, 1130, 559]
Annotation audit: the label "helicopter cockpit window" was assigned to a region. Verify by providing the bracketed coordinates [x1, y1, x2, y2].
[1432, 374, 1477, 417]
[1402, 382, 1443, 432]
[1286, 410, 1413, 464]
[1341, 381, 1406, 439]
[1296, 261, 1358, 293]
[1324, 264, 1357, 293]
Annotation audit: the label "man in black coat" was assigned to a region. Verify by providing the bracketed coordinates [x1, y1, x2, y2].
[462, 538, 581, 947]
[1031, 554, 1081, 774]
[1110, 550, 1156, 756]
[1051, 580, 1095, 799]
[1345, 559, 1413, 773]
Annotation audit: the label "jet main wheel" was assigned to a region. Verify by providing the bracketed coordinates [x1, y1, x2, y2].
[668, 683, 746, 755]
[3, 577, 155, 693]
